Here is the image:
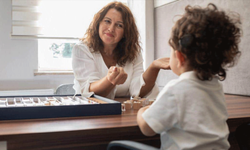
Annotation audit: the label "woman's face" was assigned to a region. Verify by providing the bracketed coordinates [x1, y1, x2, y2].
[99, 8, 124, 48]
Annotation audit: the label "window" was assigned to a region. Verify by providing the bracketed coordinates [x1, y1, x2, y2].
[38, 39, 77, 70]
[12, 0, 128, 71]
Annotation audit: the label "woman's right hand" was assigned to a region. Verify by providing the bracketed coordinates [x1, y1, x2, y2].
[106, 66, 128, 85]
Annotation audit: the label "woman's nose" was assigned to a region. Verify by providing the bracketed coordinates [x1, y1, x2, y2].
[108, 24, 115, 32]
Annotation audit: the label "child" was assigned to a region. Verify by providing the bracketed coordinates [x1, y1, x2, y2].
[137, 3, 241, 150]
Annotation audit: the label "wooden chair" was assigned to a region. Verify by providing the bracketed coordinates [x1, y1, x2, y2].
[235, 122, 250, 150]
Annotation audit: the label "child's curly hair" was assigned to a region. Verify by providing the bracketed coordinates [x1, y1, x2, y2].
[169, 3, 241, 81]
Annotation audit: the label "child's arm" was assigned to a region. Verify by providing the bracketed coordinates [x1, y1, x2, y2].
[137, 105, 156, 136]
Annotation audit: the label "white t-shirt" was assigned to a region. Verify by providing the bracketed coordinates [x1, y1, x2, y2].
[143, 71, 230, 150]
[72, 42, 159, 99]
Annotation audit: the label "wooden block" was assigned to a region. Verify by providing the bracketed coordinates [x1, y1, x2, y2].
[124, 100, 132, 104]
[133, 102, 141, 109]
[149, 100, 155, 105]
[125, 100, 133, 107]
[131, 99, 139, 104]
[48, 100, 56, 106]
[44, 101, 50, 106]
[139, 98, 149, 106]
[138, 100, 144, 106]
[124, 101, 132, 110]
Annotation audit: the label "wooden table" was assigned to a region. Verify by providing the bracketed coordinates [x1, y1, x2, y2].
[0, 94, 249, 150]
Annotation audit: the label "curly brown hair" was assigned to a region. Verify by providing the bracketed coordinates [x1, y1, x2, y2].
[169, 3, 241, 81]
[81, 1, 141, 66]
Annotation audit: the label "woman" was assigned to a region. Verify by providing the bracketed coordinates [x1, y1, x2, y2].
[72, 1, 169, 99]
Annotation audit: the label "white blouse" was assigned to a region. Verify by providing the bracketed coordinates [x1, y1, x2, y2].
[72, 42, 159, 99]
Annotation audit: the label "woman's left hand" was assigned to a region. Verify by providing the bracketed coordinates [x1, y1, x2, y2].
[152, 57, 171, 70]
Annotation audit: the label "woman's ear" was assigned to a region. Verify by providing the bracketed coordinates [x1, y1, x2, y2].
[175, 51, 185, 68]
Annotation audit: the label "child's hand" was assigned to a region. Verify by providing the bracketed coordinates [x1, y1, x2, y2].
[106, 66, 128, 85]
[152, 57, 171, 70]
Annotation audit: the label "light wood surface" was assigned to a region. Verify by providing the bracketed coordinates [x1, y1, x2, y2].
[0, 94, 249, 150]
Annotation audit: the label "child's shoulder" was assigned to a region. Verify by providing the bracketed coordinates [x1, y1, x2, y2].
[163, 74, 196, 89]
[163, 78, 196, 93]
[162, 74, 222, 95]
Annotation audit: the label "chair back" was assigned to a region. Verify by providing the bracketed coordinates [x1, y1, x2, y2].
[107, 140, 159, 150]
[235, 122, 250, 150]
[55, 84, 75, 95]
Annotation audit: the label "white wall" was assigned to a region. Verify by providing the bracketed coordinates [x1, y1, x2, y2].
[154, 0, 250, 96]
[0, 0, 74, 92]
[128, 0, 155, 69]
[154, 0, 178, 8]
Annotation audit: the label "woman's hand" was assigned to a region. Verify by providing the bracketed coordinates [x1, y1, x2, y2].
[106, 66, 128, 85]
[152, 57, 171, 70]
[139, 57, 170, 97]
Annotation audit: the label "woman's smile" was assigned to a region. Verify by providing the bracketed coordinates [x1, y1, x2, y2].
[105, 33, 114, 37]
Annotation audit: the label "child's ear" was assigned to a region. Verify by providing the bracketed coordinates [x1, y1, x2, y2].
[175, 51, 185, 68]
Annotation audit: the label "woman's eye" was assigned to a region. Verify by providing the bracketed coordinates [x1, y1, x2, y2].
[104, 20, 111, 23]
[117, 24, 123, 28]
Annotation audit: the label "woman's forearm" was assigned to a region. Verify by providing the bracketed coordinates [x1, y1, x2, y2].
[89, 76, 116, 97]
[139, 57, 170, 97]
[139, 63, 160, 97]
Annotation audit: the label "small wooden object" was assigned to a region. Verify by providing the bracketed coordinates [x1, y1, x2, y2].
[133, 101, 141, 109]
[88, 97, 108, 104]
[124, 101, 132, 110]
[44, 101, 50, 106]
[149, 100, 155, 105]
[131, 99, 139, 104]
[139, 98, 149, 107]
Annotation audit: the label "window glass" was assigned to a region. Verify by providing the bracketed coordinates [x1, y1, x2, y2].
[38, 39, 77, 70]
